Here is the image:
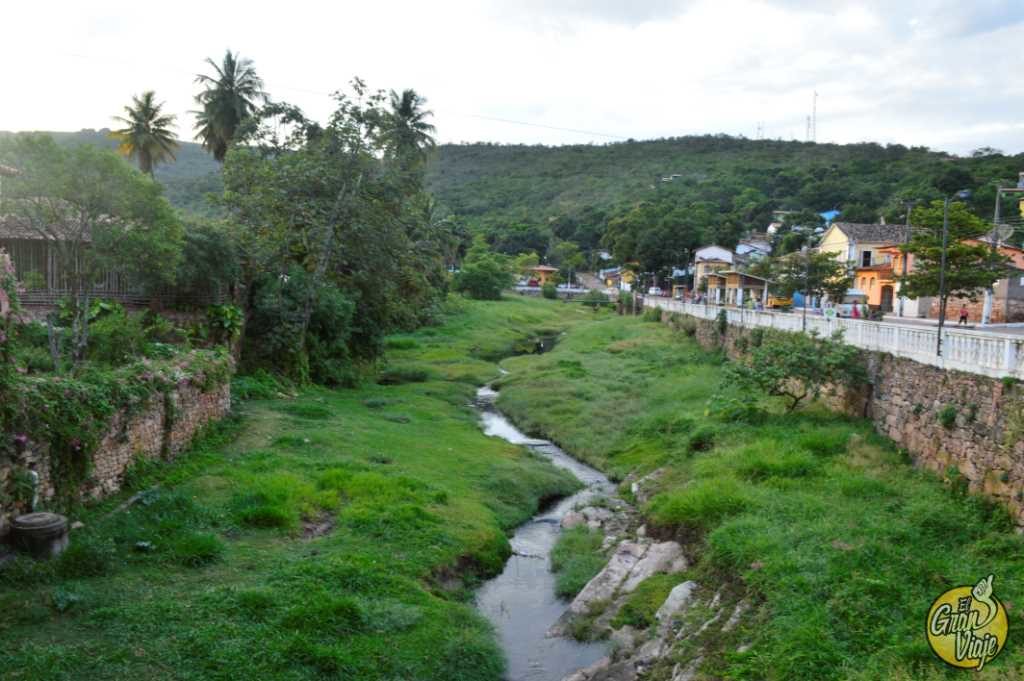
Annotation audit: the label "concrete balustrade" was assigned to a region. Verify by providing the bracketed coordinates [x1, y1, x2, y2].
[644, 297, 1024, 380]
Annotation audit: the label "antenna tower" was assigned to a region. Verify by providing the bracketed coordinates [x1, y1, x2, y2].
[811, 90, 818, 142]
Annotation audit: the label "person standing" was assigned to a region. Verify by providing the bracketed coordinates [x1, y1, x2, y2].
[958, 304, 970, 326]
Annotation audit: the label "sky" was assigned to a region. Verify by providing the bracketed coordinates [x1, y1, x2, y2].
[2, 0, 1023, 155]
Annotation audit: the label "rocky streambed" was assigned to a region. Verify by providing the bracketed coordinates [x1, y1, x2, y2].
[474, 384, 753, 681]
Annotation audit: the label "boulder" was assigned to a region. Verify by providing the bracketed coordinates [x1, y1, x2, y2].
[620, 541, 686, 593]
[655, 580, 698, 628]
[562, 511, 587, 529]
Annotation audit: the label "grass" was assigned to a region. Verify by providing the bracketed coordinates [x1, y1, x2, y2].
[0, 295, 594, 681]
[550, 526, 607, 598]
[496, 313, 1024, 679]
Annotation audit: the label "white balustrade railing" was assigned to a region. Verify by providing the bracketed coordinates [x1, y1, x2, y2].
[644, 297, 1024, 379]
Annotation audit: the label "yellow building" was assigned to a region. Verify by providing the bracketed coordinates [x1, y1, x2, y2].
[817, 223, 910, 268]
[705, 270, 770, 307]
[530, 265, 559, 286]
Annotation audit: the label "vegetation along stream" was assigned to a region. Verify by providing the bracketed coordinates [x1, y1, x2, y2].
[474, 381, 614, 681]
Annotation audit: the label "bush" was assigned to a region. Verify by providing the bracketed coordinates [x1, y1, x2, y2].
[169, 531, 225, 567]
[377, 367, 431, 385]
[86, 311, 147, 364]
[938, 405, 958, 429]
[541, 282, 558, 299]
[648, 478, 752, 532]
[232, 370, 285, 400]
[55, 534, 117, 579]
[686, 425, 717, 452]
[642, 307, 663, 322]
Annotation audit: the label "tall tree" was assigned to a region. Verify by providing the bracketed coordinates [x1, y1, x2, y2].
[193, 50, 267, 161]
[899, 200, 1012, 322]
[382, 89, 436, 167]
[109, 91, 179, 175]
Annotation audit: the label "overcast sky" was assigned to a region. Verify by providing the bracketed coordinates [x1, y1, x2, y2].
[2, 0, 1022, 155]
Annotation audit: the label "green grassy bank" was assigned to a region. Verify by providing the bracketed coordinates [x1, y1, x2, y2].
[0, 297, 593, 681]
[495, 314, 1024, 680]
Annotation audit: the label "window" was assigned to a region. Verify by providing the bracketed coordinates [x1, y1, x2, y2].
[861, 250, 872, 267]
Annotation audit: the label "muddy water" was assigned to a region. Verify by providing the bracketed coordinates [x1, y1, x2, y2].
[474, 384, 614, 681]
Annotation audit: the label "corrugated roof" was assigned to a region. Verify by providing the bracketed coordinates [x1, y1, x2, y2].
[831, 222, 910, 244]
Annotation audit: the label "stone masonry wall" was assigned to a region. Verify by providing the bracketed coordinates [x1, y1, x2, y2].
[670, 309, 1024, 526]
[0, 377, 230, 538]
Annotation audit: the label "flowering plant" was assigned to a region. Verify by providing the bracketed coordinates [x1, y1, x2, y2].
[0, 248, 20, 369]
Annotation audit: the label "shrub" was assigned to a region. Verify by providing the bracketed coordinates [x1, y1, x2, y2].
[648, 478, 752, 532]
[678, 316, 698, 337]
[723, 330, 867, 412]
[582, 289, 609, 310]
[86, 311, 147, 364]
[938, 405, 957, 429]
[384, 337, 419, 350]
[377, 367, 431, 385]
[686, 425, 717, 452]
[453, 239, 514, 300]
[55, 534, 117, 579]
[232, 370, 285, 400]
[642, 307, 662, 323]
[541, 282, 558, 299]
[207, 304, 243, 345]
[169, 531, 225, 567]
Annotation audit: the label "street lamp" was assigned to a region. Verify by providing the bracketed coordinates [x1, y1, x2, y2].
[935, 189, 971, 357]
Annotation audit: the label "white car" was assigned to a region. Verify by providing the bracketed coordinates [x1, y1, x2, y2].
[647, 287, 664, 296]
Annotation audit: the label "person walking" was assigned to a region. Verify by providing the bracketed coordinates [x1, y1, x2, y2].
[958, 304, 970, 326]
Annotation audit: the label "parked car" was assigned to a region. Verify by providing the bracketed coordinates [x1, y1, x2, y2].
[767, 295, 792, 309]
[647, 287, 664, 296]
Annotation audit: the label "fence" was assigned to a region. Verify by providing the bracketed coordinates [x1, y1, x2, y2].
[644, 297, 1024, 380]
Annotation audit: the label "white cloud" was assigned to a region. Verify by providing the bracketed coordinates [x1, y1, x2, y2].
[0, 0, 1021, 154]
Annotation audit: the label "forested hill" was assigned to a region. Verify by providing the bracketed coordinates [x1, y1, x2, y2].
[0, 129, 223, 215]
[425, 137, 1024, 259]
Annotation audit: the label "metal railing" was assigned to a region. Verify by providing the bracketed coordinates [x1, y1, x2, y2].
[644, 297, 1024, 379]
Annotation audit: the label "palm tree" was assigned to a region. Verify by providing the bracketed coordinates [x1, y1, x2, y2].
[193, 50, 267, 162]
[110, 91, 178, 175]
[384, 89, 437, 158]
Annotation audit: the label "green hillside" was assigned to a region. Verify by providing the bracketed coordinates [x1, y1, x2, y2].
[5, 130, 1022, 266]
[425, 137, 1024, 264]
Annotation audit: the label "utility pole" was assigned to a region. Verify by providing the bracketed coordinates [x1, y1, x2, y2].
[811, 91, 818, 142]
[983, 174, 1024, 324]
[936, 197, 951, 356]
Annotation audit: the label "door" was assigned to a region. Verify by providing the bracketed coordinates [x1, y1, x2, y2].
[880, 285, 894, 312]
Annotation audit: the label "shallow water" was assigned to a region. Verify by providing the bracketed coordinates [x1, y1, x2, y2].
[474, 385, 613, 681]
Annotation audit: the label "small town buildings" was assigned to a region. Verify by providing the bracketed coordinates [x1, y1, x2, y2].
[693, 245, 738, 286]
[818, 222, 910, 268]
[529, 265, 559, 286]
[705, 270, 770, 307]
[600, 266, 636, 292]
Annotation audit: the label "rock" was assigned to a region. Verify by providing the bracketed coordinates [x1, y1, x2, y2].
[636, 524, 646, 538]
[70, 521, 85, 531]
[610, 625, 640, 655]
[655, 581, 698, 627]
[562, 511, 587, 529]
[620, 541, 686, 593]
[721, 600, 750, 633]
[736, 642, 752, 653]
[550, 541, 648, 636]
[561, 656, 611, 681]
[671, 657, 703, 681]
[582, 506, 613, 524]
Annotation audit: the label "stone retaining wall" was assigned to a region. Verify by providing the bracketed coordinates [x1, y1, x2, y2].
[0, 373, 230, 538]
[674, 311, 1024, 526]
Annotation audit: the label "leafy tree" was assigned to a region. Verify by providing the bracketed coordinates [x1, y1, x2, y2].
[223, 82, 449, 378]
[0, 134, 183, 363]
[724, 330, 866, 412]
[110, 91, 178, 175]
[899, 200, 1013, 322]
[382, 89, 436, 164]
[194, 50, 268, 162]
[771, 249, 851, 318]
[453, 238, 514, 300]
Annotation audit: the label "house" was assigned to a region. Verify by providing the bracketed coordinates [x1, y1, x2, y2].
[818, 222, 911, 269]
[693, 245, 740, 287]
[529, 265, 559, 286]
[736, 233, 772, 259]
[932, 241, 1024, 323]
[705, 270, 771, 307]
[0, 214, 224, 309]
[601, 266, 636, 292]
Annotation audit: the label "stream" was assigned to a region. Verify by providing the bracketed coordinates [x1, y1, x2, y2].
[473, 383, 615, 681]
